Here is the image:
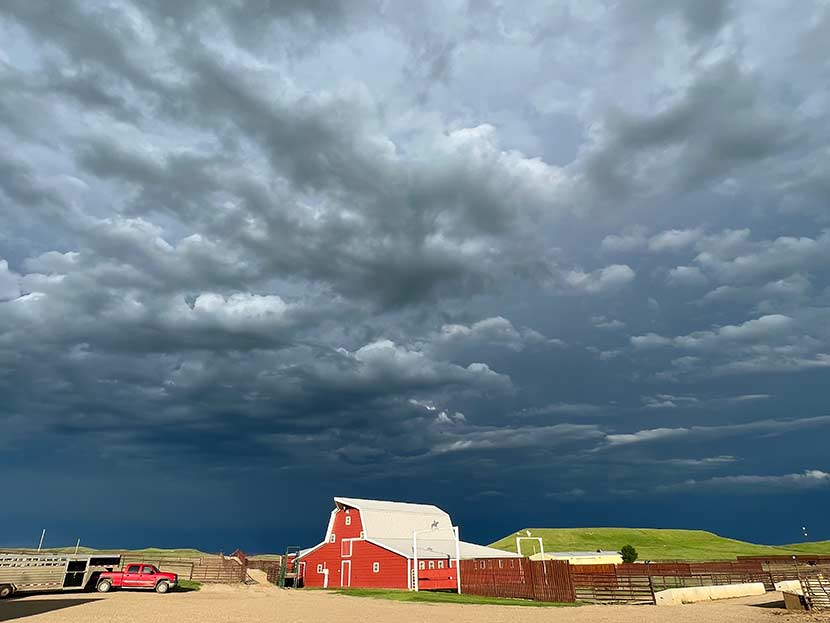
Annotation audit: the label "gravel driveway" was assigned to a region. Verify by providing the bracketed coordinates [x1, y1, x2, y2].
[1, 584, 826, 623]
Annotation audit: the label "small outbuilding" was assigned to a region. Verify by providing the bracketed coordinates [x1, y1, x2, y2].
[296, 497, 519, 590]
[529, 550, 623, 565]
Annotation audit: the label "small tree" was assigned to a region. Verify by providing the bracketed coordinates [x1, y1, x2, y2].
[620, 544, 638, 563]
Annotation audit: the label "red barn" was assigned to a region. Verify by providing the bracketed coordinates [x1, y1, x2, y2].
[295, 497, 519, 590]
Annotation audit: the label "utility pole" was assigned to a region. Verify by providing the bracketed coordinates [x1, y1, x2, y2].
[37, 529, 46, 553]
[74, 539, 81, 554]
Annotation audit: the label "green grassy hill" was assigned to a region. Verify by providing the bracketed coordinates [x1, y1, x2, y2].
[0, 546, 212, 558]
[489, 528, 830, 561]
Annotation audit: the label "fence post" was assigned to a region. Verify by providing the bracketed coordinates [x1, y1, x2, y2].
[648, 574, 656, 605]
[564, 561, 576, 603]
[527, 559, 535, 601]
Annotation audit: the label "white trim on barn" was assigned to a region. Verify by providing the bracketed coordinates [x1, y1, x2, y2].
[323, 508, 338, 542]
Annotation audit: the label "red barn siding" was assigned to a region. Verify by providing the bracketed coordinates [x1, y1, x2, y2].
[414, 559, 457, 590]
[301, 539, 410, 588]
[298, 503, 457, 590]
[300, 506, 410, 589]
[345, 540, 409, 588]
[332, 507, 364, 540]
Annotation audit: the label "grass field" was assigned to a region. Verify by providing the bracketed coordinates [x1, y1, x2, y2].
[489, 528, 830, 561]
[331, 587, 577, 607]
[173, 579, 203, 592]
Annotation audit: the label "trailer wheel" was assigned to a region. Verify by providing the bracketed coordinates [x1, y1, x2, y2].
[97, 579, 112, 593]
[0, 584, 13, 599]
[155, 581, 169, 594]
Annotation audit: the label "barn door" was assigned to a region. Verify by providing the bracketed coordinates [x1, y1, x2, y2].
[340, 560, 351, 587]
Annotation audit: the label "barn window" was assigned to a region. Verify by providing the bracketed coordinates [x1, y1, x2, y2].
[418, 561, 425, 570]
[438, 561, 444, 569]
[345, 516, 351, 526]
[510, 560, 514, 568]
[480, 560, 486, 569]
[317, 564, 324, 573]
[330, 533, 336, 543]
[498, 560, 503, 568]
[372, 562, 380, 573]
[428, 561, 435, 569]
[359, 531, 365, 539]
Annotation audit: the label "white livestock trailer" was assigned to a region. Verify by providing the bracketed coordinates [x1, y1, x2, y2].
[0, 552, 122, 598]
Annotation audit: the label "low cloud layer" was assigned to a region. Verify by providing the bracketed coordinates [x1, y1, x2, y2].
[659, 470, 830, 494]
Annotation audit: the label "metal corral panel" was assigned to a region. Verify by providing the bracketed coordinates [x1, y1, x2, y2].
[800, 567, 830, 611]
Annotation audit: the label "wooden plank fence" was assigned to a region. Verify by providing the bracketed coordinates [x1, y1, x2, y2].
[458, 558, 805, 605]
[121, 554, 247, 583]
[460, 558, 575, 603]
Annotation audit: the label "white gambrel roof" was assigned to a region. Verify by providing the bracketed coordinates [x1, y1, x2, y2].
[331, 497, 520, 560]
[334, 497, 451, 540]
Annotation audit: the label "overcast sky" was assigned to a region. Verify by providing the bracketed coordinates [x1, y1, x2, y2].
[2, 1, 829, 553]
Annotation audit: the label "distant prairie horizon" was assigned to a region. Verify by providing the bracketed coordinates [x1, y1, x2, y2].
[3, 525, 829, 561]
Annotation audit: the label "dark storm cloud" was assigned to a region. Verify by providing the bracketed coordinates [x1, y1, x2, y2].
[0, 155, 66, 212]
[2, 0, 830, 550]
[581, 61, 803, 204]
[620, 0, 734, 40]
[63, 59, 566, 305]
[140, 0, 376, 49]
[0, 0, 172, 96]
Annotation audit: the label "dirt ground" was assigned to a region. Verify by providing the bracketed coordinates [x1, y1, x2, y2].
[2, 584, 829, 623]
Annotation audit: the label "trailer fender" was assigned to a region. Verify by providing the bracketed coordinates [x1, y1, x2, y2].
[85, 571, 103, 590]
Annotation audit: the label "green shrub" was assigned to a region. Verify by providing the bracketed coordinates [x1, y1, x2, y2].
[620, 544, 638, 563]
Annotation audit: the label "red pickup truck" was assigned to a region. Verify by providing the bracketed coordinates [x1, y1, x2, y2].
[96, 563, 177, 594]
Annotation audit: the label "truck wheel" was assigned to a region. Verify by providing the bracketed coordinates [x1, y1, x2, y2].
[155, 581, 170, 594]
[0, 584, 13, 599]
[97, 579, 112, 593]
